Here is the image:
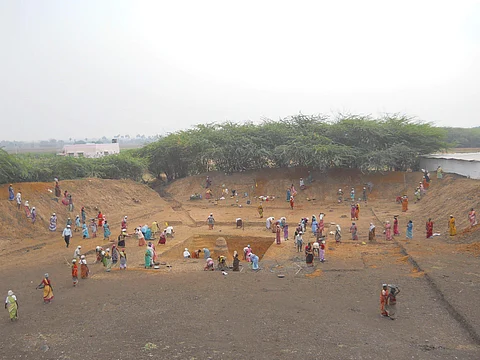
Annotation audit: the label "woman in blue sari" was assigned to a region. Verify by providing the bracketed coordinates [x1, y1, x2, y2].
[82, 222, 89, 239]
[103, 220, 111, 241]
[406, 220, 413, 240]
[8, 185, 14, 201]
[250, 253, 259, 270]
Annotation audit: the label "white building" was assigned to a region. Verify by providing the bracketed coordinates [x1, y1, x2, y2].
[419, 153, 480, 180]
[59, 143, 120, 158]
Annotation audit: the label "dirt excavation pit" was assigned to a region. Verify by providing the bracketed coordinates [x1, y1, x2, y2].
[160, 234, 275, 261]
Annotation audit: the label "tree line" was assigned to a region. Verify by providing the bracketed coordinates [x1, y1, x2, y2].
[139, 114, 449, 181]
[0, 114, 464, 185]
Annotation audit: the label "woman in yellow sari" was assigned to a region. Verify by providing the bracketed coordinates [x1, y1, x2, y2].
[448, 215, 457, 236]
[5, 290, 18, 321]
[36, 273, 54, 303]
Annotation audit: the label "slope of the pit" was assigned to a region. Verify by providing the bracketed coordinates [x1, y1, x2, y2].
[0, 179, 169, 245]
[164, 168, 425, 204]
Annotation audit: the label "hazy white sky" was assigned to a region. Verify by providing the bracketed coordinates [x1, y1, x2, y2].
[1, 0, 479, 141]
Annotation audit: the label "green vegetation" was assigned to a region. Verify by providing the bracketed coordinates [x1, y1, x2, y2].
[0, 150, 146, 184]
[139, 114, 449, 180]
[444, 127, 480, 148]
[0, 114, 456, 185]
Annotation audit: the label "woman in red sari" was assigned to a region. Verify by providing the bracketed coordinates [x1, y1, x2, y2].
[393, 216, 400, 236]
[289, 196, 294, 210]
[36, 274, 54, 303]
[426, 218, 434, 238]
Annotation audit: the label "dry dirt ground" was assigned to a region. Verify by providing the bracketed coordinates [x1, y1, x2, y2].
[0, 169, 479, 360]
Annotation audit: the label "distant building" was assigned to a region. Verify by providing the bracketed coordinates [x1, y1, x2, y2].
[59, 141, 120, 158]
[420, 153, 480, 180]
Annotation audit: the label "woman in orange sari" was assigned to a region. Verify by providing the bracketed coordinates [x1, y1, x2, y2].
[448, 215, 456, 236]
[36, 274, 54, 303]
[71, 259, 78, 286]
[401, 196, 408, 212]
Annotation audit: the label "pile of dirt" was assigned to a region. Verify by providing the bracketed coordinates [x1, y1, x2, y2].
[410, 174, 480, 234]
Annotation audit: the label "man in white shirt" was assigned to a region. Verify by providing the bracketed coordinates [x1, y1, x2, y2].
[73, 245, 82, 260]
[183, 248, 191, 258]
[62, 225, 72, 248]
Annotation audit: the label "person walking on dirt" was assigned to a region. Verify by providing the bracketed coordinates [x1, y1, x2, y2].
[368, 223, 376, 241]
[337, 188, 343, 203]
[335, 224, 342, 243]
[362, 187, 367, 202]
[68, 195, 74, 212]
[289, 196, 294, 210]
[385, 285, 400, 320]
[350, 222, 358, 240]
[426, 218, 434, 238]
[380, 284, 389, 316]
[71, 259, 79, 287]
[468, 208, 477, 227]
[406, 220, 413, 239]
[97, 211, 104, 228]
[36, 273, 54, 304]
[62, 224, 72, 248]
[350, 188, 355, 202]
[81, 207, 86, 223]
[121, 216, 128, 230]
[16, 191, 21, 209]
[350, 204, 356, 221]
[401, 195, 408, 212]
[258, 203, 264, 218]
[385, 221, 392, 241]
[393, 216, 400, 236]
[448, 215, 457, 236]
[8, 184, 14, 201]
[73, 245, 82, 261]
[206, 176, 212, 188]
[74, 215, 81, 232]
[295, 232, 303, 252]
[207, 213, 215, 230]
[5, 290, 18, 321]
[275, 225, 281, 245]
[80, 255, 90, 278]
[49, 213, 57, 232]
[103, 220, 111, 241]
[82, 222, 89, 239]
[319, 240, 326, 263]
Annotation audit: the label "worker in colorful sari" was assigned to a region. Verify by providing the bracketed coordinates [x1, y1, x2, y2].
[335, 224, 342, 243]
[401, 196, 408, 212]
[385, 285, 400, 320]
[207, 214, 215, 229]
[103, 220, 111, 241]
[119, 249, 127, 270]
[250, 253, 259, 270]
[448, 215, 457, 236]
[289, 196, 294, 210]
[49, 213, 57, 231]
[275, 225, 281, 244]
[468, 208, 477, 227]
[354, 204, 360, 220]
[257, 203, 264, 218]
[436, 166, 443, 179]
[104, 249, 112, 272]
[406, 220, 413, 240]
[286, 188, 291, 202]
[337, 188, 343, 203]
[74, 215, 81, 232]
[80, 255, 89, 278]
[8, 184, 14, 201]
[82, 222, 89, 239]
[426, 218, 434, 238]
[144, 247, 152, 269]
[368, 223, 376, 241]
[71, 259, 79, 286]
[5, 290, 18, 321]
[318, 213, 325, 238]
[385, 221, 393, 241]
[97, 211, 104, 228]
[311, 217, 318, 236]
[136, 227, 146, 246]
[305, 243, 314, 266]
[393, 216, 400, 236]
[151, 221, 159, 237]
[36, 274, 54, 304]
[350, 204, 356, 221]
[380, 284, 388, 317]
[350, 222, 358, 240]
